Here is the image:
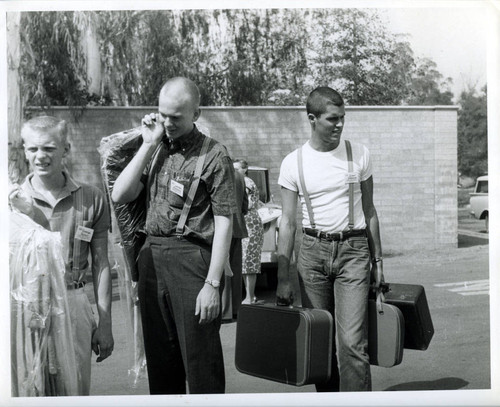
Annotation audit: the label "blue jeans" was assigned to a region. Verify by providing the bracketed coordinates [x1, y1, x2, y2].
[297, 232, 371, 392]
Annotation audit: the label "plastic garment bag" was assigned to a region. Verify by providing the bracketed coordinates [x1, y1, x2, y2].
[10, 211, 78, 396]
[98, 127, 147, 387]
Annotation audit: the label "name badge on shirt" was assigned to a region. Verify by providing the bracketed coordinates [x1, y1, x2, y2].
[170, 179, 184, 197]
[346, 172, 360, 184]
[75, 225, 94, 242]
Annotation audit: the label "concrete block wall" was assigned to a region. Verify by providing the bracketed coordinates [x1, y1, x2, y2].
[25, 105, 458, 253]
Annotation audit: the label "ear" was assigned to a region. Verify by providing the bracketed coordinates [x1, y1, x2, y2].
[193, 108, 201, 122]
[63, 143, 71, 157]
[308, 113, 317, 127]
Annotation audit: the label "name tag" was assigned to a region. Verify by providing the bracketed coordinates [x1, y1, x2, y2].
[75, 225, 94, 242]
[170, 179, 184, 197]
[346, 172, 360, 184]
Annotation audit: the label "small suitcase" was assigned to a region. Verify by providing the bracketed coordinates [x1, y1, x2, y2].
[235, 303, 333, 386]
[368, 296, 405, 367]
[381, 283, 434, 350]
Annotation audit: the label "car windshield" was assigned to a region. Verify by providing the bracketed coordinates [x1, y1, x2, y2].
[476, 180, 488, 193]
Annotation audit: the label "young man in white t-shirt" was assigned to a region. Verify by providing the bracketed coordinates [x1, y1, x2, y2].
[276, 87, 384, 392]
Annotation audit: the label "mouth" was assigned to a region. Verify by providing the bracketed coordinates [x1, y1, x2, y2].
[35, 163, 51, 171]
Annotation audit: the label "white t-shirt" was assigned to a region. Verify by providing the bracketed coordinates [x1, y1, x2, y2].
[278, 139, 372, 233]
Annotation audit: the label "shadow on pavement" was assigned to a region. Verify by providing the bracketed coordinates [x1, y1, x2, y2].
[458, 234, 489, 248]
[385, 377, 469, 391]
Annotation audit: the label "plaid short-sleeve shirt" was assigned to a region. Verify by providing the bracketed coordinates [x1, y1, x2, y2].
[143, 125, 237, 246]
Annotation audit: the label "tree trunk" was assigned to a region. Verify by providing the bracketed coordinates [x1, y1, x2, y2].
[7, 12, 28, 185]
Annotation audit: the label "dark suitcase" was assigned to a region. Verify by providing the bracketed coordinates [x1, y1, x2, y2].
[368, 297, 405, 367]
[381, 283, 434, 350]
[235, 303, 333, 386]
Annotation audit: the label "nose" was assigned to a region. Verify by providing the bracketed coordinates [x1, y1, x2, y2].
[35, 149, 47, 160]
[163, 116, 173, 127]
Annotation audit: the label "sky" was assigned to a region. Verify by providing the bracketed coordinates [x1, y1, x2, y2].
[381, 5, 489, 101]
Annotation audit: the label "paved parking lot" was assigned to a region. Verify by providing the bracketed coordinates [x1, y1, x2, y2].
[83, 211, 493, 406]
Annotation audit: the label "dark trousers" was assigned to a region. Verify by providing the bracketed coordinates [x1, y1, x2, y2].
[137, 236, 225, 394]
[222, 238, 243, 319]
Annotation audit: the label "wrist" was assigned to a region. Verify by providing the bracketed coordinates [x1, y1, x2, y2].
[204, 278, 220, 288]
[372, 256, 383, 264]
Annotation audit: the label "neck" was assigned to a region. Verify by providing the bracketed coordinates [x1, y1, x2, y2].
[309, 138, 341, 153]
[32, 172, 66, 193]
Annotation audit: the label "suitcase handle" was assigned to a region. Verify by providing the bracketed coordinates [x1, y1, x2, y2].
[375, 289, 386, 314]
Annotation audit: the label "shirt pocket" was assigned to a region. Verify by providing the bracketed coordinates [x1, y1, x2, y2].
[167, 171, 193, 209]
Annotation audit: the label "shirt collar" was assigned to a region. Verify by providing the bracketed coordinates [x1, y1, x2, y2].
[162, 125, 201, 152]
[24, 170, 81, 202]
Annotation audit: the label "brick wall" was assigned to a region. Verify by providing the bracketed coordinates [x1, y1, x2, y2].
[25, 105, 458, 253]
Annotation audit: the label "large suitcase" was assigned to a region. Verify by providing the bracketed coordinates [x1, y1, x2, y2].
[368, 296, 405, 367]
[235, 303, 333, 386]
[381, 283, 434, 350]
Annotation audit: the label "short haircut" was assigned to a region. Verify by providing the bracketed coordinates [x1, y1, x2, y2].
[233, 158, 248, 170]
[160, 77, 200, 109]
[306, 87, 344, 117]
[21, 116, 68, 145]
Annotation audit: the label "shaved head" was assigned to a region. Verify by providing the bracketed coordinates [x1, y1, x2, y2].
[158, 77, 202, 139]
[160, 77, 200, 110]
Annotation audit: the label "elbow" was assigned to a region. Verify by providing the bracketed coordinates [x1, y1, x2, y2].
[111, 189, 133, 204]
[280, 215, 297, 235]
[111, 189, 126, 204]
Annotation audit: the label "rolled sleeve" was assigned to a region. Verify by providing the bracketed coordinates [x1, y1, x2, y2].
[205, 154, 237, 217]
[89, 186, 110, 240]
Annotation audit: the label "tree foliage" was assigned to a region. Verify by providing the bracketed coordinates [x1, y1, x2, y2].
[19, 11, 97, 108]
[457, 86, 487, 178]
[18, 8, 457, 108]
[406, 57, 454, 105]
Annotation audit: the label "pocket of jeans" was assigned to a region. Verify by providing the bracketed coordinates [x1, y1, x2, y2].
[301, 233, 318, 250]
[344, 236, 369, 251]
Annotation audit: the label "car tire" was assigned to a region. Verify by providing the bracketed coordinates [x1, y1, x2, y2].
[485, 213, 489, 233]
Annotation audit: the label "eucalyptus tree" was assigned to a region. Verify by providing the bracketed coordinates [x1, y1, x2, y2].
[308, 8, 417, 105]
[19, 11, 94, 108]
[406, 57, 454, 105]
[457, 86, 487, 178]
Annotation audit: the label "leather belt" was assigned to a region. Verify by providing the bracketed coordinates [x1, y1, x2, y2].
[302, 228, 367, 242]
[67, 280, 86, 290]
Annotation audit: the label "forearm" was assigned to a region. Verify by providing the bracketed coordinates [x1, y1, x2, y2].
[111, 142, 157, 203]
[365, 208, 382, 259]
[91, 240, 112, 327]
[207, 215, 233, 282]
[92, 263, 112, 327]
[277, 216, 297, 283]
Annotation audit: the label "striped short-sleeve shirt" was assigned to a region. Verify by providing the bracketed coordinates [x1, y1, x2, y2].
[21, 172, 110, 284]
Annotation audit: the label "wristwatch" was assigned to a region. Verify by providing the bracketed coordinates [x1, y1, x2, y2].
[205, 279, 220, 288]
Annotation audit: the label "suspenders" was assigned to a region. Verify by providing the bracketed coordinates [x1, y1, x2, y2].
[297, 139, 355, 233]
[345, 140, 355, 232]
[176, 136, 211, 235]
[145, 135, 211, 236]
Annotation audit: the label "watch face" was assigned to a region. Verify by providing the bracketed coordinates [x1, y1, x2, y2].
[206, 279, 220, 288]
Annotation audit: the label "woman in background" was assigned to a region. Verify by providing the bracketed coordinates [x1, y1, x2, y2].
[233, 159, 264, 304]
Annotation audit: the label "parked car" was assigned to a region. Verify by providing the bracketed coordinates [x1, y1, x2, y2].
[469, 175, 489, 232]
[247, 166, 283, 288]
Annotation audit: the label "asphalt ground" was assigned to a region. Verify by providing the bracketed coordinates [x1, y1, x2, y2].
[77, 209, 493, 406]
